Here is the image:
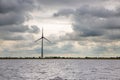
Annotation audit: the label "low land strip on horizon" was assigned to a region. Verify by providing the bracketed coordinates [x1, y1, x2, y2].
[0, 57, 120, 59]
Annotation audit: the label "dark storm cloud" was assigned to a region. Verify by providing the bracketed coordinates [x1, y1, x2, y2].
[53, 9, 75, 17]
[54, 5, 120, 18]
[3, 35, 25, 40]
[0, 25, 40, 40]
[0, 12, 25, 26]
[38, 0, 107, 7]
[0, 31, 25, 40]
[0, 0, 35, 13]
[105, 26, 120, 29]
[80, 30, 103, 37]
[103, 18, 120, 30]
[54, 5, 120, 41]
[0, 25, 29, 33]
[0, 0, 40, 40]
[54, 6, 119, 18]
[76, 6, 116, 18]
[0, 0, 36, 26]
[109, 35, 120, 40]
[38, 0, 79, 6]
[28, 25, 40, 33]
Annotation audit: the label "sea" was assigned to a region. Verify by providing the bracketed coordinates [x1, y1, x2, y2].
[0, 59, 120, 80]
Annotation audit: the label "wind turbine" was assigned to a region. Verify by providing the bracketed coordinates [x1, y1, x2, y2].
[35, 28, 50, 58]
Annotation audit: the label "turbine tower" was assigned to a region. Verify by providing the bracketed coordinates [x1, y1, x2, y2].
[35, 28, 50, 58]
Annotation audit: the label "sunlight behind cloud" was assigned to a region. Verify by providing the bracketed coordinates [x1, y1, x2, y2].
[25, 11, 73, 36]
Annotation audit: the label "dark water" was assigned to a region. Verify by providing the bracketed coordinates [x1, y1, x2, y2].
[0, 59, 120, 80]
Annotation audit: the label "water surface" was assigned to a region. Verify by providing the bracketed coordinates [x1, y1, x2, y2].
[0, 59, 120, 80]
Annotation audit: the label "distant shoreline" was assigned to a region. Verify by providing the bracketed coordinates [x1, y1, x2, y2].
[0, 57, 120, 60]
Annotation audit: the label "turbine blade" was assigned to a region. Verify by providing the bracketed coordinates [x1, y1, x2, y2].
[42, 27, 43, 37]
[34, 37, 42, 42]
[43, 37, 51, 42]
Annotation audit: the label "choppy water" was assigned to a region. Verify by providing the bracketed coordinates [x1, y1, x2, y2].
[0, 59, 120, 80]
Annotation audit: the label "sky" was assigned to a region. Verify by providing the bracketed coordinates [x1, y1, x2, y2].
[0, 0, 120, 57]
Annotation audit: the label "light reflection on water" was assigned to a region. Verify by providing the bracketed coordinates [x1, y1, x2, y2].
[0, 59, 120, 80]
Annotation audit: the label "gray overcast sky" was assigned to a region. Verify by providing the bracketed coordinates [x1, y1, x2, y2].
[0, 0, 120, 57]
